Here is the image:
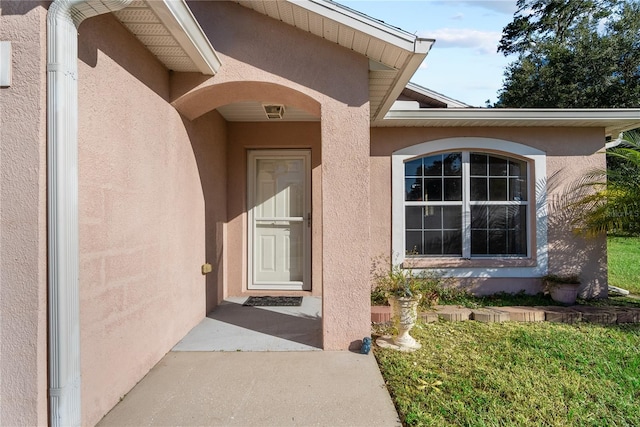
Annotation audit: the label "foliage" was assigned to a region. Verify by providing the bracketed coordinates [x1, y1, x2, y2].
[608, 236, 640, 295]
[375, 321, 640, 426]
[370, 255, 451, 307]
[496, 0, 640, 108]
[566, 131, 640, 237]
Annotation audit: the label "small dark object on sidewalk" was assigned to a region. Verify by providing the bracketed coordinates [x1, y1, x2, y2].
[360, 337, 371, 354]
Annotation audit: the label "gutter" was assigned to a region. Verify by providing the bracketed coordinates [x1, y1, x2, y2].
[47, 2, 132, 426]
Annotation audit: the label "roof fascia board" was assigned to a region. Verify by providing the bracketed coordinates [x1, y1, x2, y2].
[289, 0, 419, 51]
[382, 108, 640, 136]
[385, 108, 640, 121]
[372, 41, 433, 121]
[146, 0, 221, 75]
[404, 81, 471, 108]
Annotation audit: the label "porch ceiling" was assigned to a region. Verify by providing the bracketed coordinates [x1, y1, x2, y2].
[235, 0, 433, 121]
[113, 0, 221, 74]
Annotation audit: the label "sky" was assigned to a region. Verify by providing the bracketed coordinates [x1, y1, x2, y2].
[336, 0, 519, 107]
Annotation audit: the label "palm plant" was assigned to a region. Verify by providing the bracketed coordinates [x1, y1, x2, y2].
[568, 131, 640, 236]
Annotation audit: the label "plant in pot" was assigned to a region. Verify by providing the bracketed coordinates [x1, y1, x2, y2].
[543, 273, 581, 305]
[371, 257, 428, 351]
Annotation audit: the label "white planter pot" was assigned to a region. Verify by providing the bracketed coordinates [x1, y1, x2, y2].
[389, 295, 422, 350]
[548, 283, 580, 305]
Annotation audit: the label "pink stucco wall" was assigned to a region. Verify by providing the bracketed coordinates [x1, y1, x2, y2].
[175, 1, 372, 350]
[77, 14, 215, 425]
[370, 127, 608, 297]
[0, 3, 49, 426]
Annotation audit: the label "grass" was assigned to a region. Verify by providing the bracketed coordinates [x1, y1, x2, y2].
[608, 236, 640, 295]
[375, 321, 640, 426]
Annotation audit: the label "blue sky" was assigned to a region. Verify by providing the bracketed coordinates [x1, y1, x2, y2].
[336, 0, 519, 106]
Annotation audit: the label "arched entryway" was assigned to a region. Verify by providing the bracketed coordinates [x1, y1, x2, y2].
[178, 81, 324, 350]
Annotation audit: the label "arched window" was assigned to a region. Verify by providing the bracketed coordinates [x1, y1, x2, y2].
[404, 151, 528, 257]
[392, 137, 547, 278]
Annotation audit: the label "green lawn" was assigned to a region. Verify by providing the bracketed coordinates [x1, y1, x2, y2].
[375, 321, 640, 426]
[608, 236, 640, 295]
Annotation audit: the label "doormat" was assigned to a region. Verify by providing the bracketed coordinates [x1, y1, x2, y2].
[243, 296, 303, 307]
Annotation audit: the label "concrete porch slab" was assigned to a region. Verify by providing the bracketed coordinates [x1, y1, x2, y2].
[97, 351, 401, 427]
[173, 297, 322, 352]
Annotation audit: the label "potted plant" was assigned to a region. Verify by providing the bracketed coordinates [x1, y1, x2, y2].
[371, 257, 430, 351]
[543, 273, 581, 305]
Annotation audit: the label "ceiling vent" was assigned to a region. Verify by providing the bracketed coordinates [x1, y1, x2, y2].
[263, 104, 285, 120]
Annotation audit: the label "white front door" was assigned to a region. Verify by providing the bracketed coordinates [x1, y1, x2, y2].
[248, 150, 311, 290]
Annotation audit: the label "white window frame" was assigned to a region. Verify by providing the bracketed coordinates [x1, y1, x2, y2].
[392, 137, 548, 278]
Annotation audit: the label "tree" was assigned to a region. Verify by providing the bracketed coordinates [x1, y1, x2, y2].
[496, 0, 640, 108]
[568, 131, 640, 236]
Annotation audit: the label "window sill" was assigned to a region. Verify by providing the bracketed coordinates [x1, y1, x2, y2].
[403, 257, 537, 269]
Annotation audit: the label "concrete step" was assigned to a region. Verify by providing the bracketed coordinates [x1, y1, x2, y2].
[495, 306, 546, 322]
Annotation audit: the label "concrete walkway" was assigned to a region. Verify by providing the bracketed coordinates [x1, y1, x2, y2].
[97, 352, 401, 427]
[98, 298, 401, 426]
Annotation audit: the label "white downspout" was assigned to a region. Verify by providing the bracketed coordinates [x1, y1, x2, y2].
[46, 1, 131, 426]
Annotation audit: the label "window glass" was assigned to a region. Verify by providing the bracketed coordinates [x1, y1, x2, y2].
[405, 151, 529, 258]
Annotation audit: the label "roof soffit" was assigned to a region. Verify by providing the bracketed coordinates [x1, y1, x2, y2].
[235, 0, 433, 120]
[113, 0, 220, 74]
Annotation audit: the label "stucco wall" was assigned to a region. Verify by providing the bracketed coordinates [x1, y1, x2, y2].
[77, 15, 213, 425]
[174, 1, 371, 350]
[0, 3, 49, 426]
[370, 127, 608, 297]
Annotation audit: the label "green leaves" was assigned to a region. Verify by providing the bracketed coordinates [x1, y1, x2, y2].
[496, 0, 640, 108]
[568, 131, 640, 237]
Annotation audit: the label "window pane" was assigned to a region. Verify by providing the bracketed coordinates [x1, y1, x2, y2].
[443, 206, 462, 229]
[489, 178, 507, 201]
[425, 178, 442, 201]
[423, 155, 442, 176]
[423, 206, 442, 229]
[508, 227, 527, 255]
[488, 206, 508, 229]
[489, 155, 508, 176]
[470, 178, 488, 201]
[508, 205, 528, 229]
[470, 153, 487, 175]
[509, 159, 526, 177]
[489, 231, 507, 254]
[471, 230, 488, 255]
[406, 231, 423, 255]
[405, 206, 423, 229]
[405, 158, 422, 177]
[444, 153, 462, 176]
[444, 178, 462, 201]
[443, 231, 462, 255]
[405, 178, 422, 201]
[509, 178, 527, 201]
[423, 231, 442, 255]
[471, 205, 487, 228]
